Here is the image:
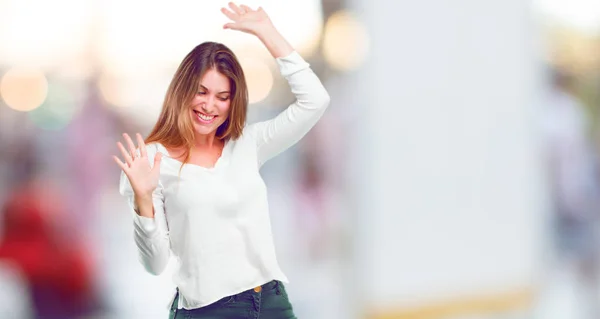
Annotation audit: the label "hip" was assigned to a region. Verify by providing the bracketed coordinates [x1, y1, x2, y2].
[169, 280, 297, 319]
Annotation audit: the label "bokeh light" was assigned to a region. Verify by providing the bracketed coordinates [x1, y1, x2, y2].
[322, 10, 369, 72]
[28, 81, 82, 131]
[98, 71, 169, 126]
[239, 57, 274, 104]
[97, 72, 125, 108]
[0, 67, 48, 112]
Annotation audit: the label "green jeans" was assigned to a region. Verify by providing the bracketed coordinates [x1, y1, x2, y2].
[168, 280, 297, 319]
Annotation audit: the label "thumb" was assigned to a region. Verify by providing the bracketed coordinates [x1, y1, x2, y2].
[152, 152, 163, 172]
[223, 23, 237, 30]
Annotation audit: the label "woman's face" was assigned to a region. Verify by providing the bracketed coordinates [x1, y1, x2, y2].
[190, 68, 231, 137]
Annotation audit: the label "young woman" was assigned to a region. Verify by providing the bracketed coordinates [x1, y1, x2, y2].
[113, 3, 330, 318]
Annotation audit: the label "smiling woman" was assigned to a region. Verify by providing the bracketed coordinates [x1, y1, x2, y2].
[190, 61, 240, 136]
[143, 41, 248, 169]
[112, 2, 330, 319]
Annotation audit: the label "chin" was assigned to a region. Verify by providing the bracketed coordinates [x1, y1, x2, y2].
[193, 125, 218, 136]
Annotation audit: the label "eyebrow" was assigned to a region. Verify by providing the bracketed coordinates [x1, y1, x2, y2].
[199, 85, 230, 94]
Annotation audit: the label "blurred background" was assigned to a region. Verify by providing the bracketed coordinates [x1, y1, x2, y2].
[0, 0, 599, 318]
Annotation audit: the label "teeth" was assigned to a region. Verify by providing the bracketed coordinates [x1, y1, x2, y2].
[197, 112, 215, 121]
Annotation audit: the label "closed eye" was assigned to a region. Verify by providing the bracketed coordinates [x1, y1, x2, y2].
[197, 92, 228, 101]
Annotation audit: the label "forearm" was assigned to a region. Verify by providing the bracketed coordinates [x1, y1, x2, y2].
[256, 27, 293, 59]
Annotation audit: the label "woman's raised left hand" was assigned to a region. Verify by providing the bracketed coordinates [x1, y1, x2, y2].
[221, 2, 275, 36]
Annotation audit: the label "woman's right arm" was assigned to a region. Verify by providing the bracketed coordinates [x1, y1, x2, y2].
[115, 135, 170, 276]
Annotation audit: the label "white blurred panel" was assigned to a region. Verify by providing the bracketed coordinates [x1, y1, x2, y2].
[346, 0, 547, 311]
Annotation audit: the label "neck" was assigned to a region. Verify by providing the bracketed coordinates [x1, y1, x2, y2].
[194, 133, 221, 149]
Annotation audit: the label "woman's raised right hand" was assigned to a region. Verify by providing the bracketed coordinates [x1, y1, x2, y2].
[113, 133, 162, 198]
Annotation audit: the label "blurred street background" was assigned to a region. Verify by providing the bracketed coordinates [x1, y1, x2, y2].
[1, 0, 600, 318]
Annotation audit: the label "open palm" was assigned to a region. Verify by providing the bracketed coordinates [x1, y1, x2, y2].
[113, 133, 162, 198]
[221, 2, 273, 35]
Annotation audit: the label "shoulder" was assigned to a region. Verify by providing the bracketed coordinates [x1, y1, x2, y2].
[242, 123, 255, 136]
[242, 122, 264, 139]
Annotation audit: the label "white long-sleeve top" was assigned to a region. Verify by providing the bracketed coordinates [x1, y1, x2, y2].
[119, 51, 330, 310]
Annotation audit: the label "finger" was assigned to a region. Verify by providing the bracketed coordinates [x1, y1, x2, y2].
[223, 23, 238, 30]
[152, 152, 163, 172]
[240, 4, 253, 12]
[117, 142, 133, 166]
[221, 7, 238, 21]
[123, 133, 137, 158]
[228, 2, 243, 14]
[136, 133, 147, 158]
[113, 155, 129, 171]
[151, 153, 163, 178]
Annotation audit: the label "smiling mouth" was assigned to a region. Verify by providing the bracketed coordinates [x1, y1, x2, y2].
[193, 110, 217, 123]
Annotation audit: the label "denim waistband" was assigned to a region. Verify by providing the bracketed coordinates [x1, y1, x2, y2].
[174, 279, 280, 304]
[176, 280, 279, 294]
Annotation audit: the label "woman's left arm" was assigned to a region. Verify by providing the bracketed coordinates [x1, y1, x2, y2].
[222, 3, 331, 166]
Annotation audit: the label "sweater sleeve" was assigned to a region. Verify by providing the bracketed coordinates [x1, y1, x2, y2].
[246, 51, 330, 167]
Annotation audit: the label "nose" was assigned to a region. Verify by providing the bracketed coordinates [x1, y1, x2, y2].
[201, 95, 216, 113]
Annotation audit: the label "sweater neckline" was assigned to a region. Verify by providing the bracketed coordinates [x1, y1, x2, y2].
[154, 141, 231, 172]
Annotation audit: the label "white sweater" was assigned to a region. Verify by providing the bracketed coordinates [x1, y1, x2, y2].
[119, 51, 330, 310]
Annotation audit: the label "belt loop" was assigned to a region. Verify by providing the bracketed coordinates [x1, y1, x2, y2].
[275, 280, 281, 295]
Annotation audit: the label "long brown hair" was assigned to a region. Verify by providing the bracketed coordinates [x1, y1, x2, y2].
[145, 42, 248, 168]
